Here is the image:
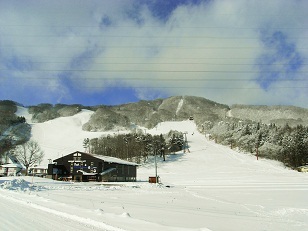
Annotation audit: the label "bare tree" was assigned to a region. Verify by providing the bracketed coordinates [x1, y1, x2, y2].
[14, 140, 44, 175]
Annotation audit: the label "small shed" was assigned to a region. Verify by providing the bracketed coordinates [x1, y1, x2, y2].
[48, 151, 138, 182]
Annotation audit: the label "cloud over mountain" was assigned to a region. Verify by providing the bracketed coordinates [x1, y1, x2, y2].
[0, 0, 307, 107]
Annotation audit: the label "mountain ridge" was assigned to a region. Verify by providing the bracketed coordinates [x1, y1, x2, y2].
[1, 96, 308, 168]
[2, 96, 308, 134]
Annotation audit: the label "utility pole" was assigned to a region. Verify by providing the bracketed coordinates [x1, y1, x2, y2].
[183, 132, 190, 153]
[256, 133, 261, 160]
[154, 149, 158, 184]
[153, 141, 158, 184]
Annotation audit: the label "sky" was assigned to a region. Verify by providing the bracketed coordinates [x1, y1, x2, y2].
[0, 0, 307, 108]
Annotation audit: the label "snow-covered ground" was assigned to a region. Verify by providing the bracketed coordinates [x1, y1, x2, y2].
[1, 108, 308, 230]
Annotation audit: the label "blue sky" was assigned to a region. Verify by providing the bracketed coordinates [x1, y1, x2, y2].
[0, 0, 307, 107]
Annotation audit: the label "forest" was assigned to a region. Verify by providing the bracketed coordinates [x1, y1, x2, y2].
[0, 100, 30, 157]
[208, 120, 308, 169]
[85, 131, 185, 164]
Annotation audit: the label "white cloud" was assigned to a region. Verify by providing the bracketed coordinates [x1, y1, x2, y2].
[0, 0, 307, 107]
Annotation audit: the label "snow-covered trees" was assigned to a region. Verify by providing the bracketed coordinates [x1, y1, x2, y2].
[88, 133, 167, 164]
[209, 121, 308, 168]
[167, 131, 184, 154]
[0, 100, 31, 159]
[280, 125, 308, 167]
[87, 132, 185, 164]
[28, 103, 82, 123]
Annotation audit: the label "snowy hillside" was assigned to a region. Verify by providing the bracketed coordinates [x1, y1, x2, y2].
[17, 107, 122, 165]
[0, 107, 308, 230]
[230, 104, 308, 126]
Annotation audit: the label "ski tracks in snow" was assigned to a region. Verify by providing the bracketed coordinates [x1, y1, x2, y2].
[176, 97, 184, 116]
[0, 190, 125, 231]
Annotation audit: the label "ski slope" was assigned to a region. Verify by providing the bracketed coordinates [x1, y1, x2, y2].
[0, 108, 307, 230]
[20, 108, 121, 165]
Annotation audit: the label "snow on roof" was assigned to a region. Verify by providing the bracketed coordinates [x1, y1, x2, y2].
[29, 165, 48, 170]
[54, 151, 138, 166]
[90, 153, 138, 166]
[1, 163, 23, 168]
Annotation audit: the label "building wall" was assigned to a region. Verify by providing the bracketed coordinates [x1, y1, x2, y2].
[50, 152, 137, 182]
[54, 152, 102, 175]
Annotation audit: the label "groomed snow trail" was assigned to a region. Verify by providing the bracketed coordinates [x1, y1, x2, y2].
[176, 97, 184, 116]
[0, 191, 124, 231]
[19, 108, 113, 165]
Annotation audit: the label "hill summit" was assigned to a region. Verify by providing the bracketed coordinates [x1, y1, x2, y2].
[26, 96, 308, 131]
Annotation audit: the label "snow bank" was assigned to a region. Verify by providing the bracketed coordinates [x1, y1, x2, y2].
[0, 178, 32, 191]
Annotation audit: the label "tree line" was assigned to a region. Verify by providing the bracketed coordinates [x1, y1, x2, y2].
[0, 100, 43, 175]
[85, 131, 185, 164]
[209, 121, 308, 168]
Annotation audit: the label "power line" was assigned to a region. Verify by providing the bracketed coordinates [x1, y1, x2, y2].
[2, 45, 308, 49]
[2, 61, 308, 66]
[1, 83, 306, 90]
[1, 24, 307, 30]
[2, 75, 307, 85]
[1, 34, 307, 40]
[11, 56, 269, 60]
[2, 69, 308, 74]
[13, 77, 307, 82]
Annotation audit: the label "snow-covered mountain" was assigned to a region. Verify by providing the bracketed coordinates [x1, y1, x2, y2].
[27, 96, 230, 131]
[26, 96, 308, 131]
[0, 101, 31, 151]
[1, 107, 308, 231]
[1, 95, 307, 165]
[230, 104, 308, 126]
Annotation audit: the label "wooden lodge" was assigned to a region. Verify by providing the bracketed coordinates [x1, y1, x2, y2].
[48, 151, 138, 182]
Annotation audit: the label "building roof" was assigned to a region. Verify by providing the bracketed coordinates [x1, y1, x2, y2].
[1, 163, 23, 168]
[0, 154, 22, 166]
[91, 153, 139, 166]
[29, 165, 48, 170]
[54, 151, 138, 166]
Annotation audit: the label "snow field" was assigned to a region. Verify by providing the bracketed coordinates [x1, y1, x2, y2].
[0, 108, 307, 230]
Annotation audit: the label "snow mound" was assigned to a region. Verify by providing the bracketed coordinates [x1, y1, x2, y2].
[0, 179, 32, 191]
[120, 212, 131, 218]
